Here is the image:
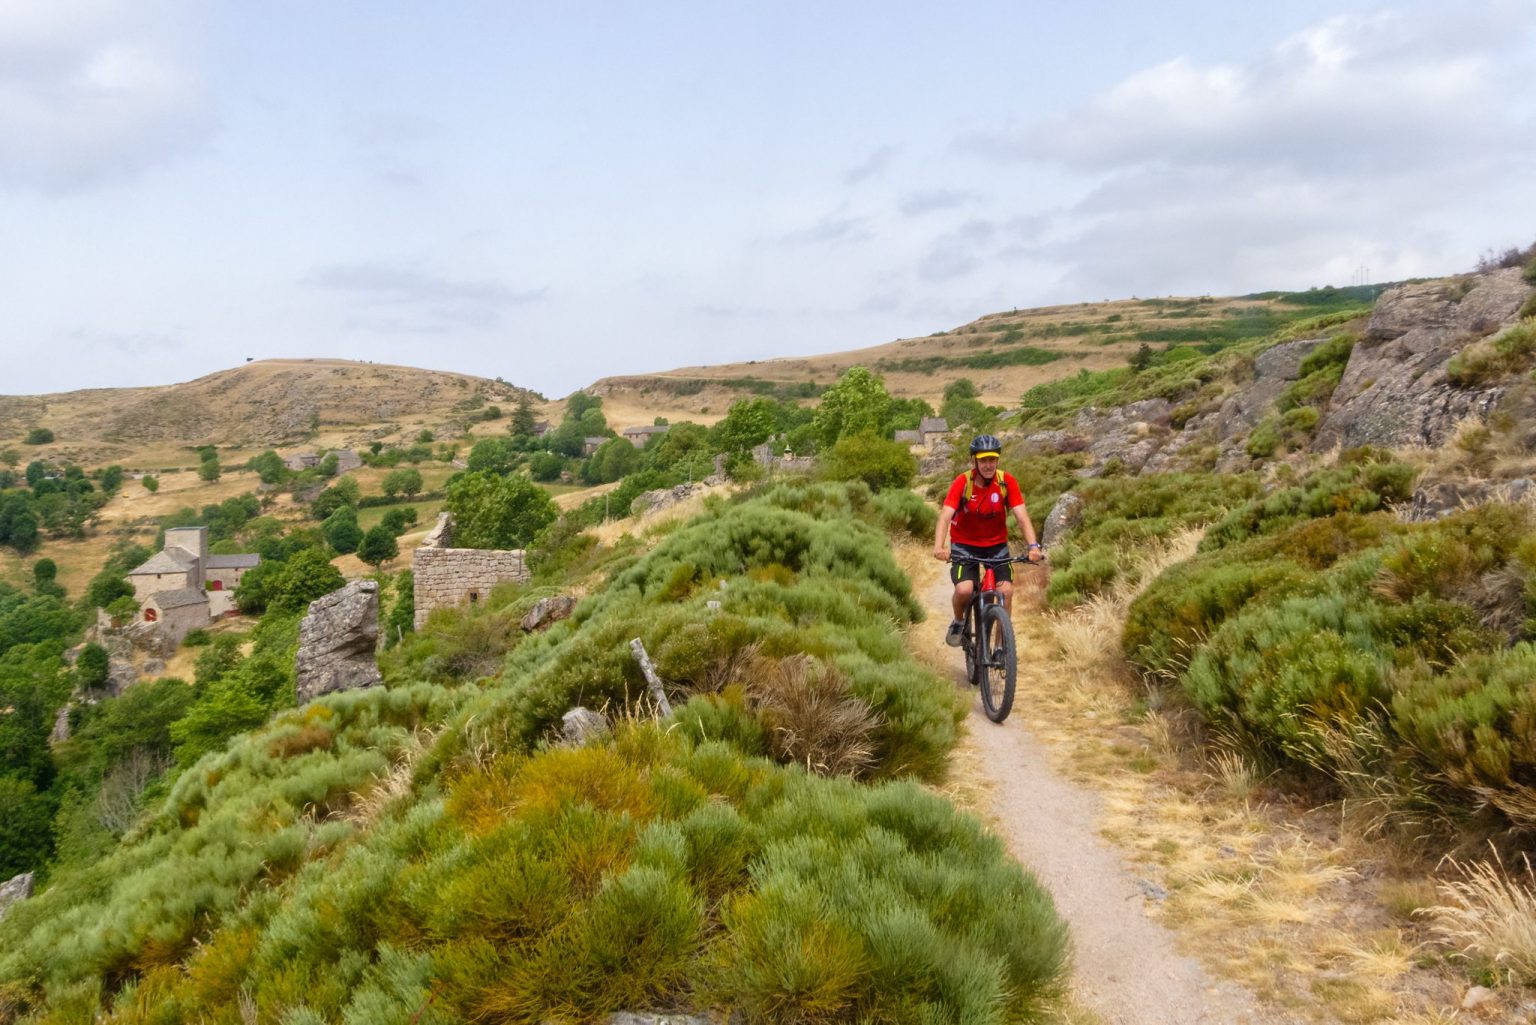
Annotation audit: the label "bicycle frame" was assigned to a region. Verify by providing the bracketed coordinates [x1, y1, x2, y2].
[950, 552, 1035, 723]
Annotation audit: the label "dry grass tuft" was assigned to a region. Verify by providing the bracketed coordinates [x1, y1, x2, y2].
[747, 654, 880, 778]
[1423, 849, 1536, 985]
[344, 728, 437, 827]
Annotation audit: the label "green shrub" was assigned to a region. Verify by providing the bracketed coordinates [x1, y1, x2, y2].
[1391, 644, 1536, 828]
[1447, 320, 1536, 387]
[1201, 460, 1417, 551]
[816, 435, 917, 493]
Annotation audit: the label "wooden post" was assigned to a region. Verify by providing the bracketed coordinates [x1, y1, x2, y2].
[629, 638, 673, 717]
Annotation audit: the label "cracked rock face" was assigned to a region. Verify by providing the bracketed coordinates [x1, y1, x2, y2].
[1313, 269, 1531, 451]
[295, 580, 381, 704]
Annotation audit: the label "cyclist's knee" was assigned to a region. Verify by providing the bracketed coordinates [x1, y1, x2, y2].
[954, 580, 975, 598]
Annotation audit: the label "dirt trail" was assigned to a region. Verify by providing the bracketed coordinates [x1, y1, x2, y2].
[914, 572, 1290, 1025]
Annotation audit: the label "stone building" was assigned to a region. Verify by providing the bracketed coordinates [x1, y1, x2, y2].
[411, 513, 530, 628]
[621, 424, 670, 447]
[126, 527, 261, 645]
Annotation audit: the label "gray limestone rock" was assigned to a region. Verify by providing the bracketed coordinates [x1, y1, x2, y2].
[107, 656, 138, 695]
[0, 873, 34, 921]
[1071, 399, 1174, 476]
[521, 595, 578, 632]
[631, 483, 703, 518]
[1041, 492, 1084, 549]
[562, 707, 610, 746]
[1314, 268, 1532, 451]
[51, 704, 72, 744]
[606, 1014, 713, 1025]
[1405, 478, 1533, 522]
[295, 580, 381, 704]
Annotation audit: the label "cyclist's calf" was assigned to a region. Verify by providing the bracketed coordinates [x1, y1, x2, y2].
[951, 578, 975, 621]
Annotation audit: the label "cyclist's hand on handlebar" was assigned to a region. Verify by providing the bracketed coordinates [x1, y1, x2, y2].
[1025, 545, 1045, 564]
[933, 544, 950, 562]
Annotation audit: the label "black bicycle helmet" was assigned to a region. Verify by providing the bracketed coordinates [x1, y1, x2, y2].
[969, 434, 1001, 458]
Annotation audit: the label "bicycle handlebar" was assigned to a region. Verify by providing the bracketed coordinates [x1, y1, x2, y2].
[947, 551, 1046, 565]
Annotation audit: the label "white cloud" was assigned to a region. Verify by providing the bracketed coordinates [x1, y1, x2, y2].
[965, 4, 1531, 172]
[953, 0, 1536, 300]
[0, 0, 213, 191]
[308, 261, 546, 333]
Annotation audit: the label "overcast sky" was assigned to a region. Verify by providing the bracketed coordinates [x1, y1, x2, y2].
[2, 0, 1533, 399]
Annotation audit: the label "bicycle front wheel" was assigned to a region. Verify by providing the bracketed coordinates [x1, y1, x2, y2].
[979, 604, 1016, 722]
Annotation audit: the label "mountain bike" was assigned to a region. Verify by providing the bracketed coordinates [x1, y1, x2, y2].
[949, 552, 1038, 723]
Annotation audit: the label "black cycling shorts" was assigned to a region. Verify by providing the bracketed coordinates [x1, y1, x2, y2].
[951, 542, 1012, 587]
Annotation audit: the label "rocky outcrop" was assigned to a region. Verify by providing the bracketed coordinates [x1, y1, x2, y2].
[1145, 337, 1327, 473]
[1405, 478, 1534, 522]
[632, 483, 704, 518]
[1071, 399, 1173, 475]
[0, 873, 34, 921]
[521, 595, 578, 632]
[1040, 492, 1085, 548]
[295, 581, 381, 705]
[561, 707, 609, 746]
[1313, 269, 1532, 450]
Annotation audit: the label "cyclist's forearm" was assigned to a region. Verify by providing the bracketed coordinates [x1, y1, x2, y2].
[934, 507, 955, 550]
[1013, 506, 1038, 547]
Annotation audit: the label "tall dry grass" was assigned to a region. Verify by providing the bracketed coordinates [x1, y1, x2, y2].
[1424, 850, 1536, 985]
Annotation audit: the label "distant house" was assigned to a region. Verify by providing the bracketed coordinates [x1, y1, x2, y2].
[918, 417, 950, 447]
[285, 449, 361, 473]
[582, 436, 608, 456]
[622, 424, 670, 448]
[126, 527, 261, 646]
[894, 430, 924, 446]
[532, 420, 553, 438]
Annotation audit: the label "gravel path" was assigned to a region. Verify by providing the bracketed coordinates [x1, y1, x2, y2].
[920, 576, 1290, 1025]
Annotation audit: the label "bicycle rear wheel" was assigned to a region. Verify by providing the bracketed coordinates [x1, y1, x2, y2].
[979, 604, 1016, 722]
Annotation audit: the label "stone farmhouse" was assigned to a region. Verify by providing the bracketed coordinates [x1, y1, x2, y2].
[126, 527, 261, 646]
[621, 424, 670, 447]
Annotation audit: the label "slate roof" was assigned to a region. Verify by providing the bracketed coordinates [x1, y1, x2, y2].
[919, 417, 949, 434]
[146, 587, 209, 610]
[622, 425, 670, 436]
[128, 547, 199, 575]
[207, 554, 260, 569]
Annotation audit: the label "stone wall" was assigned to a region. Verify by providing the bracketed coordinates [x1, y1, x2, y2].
[412, 547, 529, 628]
[131, 571, 192, 604]
[143, 600, 208, 647]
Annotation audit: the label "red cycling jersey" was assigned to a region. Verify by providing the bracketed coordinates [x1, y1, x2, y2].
[943, 471, 1023, 547]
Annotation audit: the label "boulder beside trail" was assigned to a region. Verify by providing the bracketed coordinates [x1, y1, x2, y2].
[295, 580, 381, 705]
[0, 873, 34, 921]
[521, 595, 578, 632]
[1041, 492, 1084, 548]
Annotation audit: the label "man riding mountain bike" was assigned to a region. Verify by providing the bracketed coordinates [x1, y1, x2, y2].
[932, 434, 1042, 647]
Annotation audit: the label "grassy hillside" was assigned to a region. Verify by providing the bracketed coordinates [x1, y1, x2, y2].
[588, 285, 1382, 424]
[0, 482, 1070, 1024]
[0, 360, 547, 469]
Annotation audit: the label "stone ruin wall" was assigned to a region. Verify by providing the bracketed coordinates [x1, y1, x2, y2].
[412, 547, 529, 629]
